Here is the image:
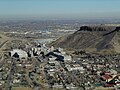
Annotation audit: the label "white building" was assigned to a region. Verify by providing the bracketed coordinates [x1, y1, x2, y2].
[10, 49, 28, 59]
[49, 56, 57, 61]
[64, 55, 72, 62]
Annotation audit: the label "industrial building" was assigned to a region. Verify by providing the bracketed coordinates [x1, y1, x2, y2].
[10, 49, 28, 59]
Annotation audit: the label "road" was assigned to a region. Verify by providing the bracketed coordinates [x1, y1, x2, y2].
[0, 56, 5, 68]
[5, 58, 15, 90]
[0, 40, 9, 48]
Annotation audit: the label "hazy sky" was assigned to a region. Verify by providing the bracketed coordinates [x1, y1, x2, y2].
[0, 0, 120, 20]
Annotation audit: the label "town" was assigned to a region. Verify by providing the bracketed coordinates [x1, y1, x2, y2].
[0, 0, 120, 90]
[0, 36, 119, 90]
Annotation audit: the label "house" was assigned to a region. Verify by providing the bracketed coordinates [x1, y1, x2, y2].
[101, 74, 113, 82]
[0, 80, 5, 86]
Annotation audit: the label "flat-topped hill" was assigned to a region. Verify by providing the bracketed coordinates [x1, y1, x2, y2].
[50, 26, 120, 54]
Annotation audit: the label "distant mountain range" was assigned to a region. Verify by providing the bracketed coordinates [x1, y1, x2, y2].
[51, 26, 120, 54]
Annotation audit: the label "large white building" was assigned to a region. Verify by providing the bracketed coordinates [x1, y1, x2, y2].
[10, 49, 28, 59]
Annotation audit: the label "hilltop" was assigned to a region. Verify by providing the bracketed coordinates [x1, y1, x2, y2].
[50, 26, 120, 54]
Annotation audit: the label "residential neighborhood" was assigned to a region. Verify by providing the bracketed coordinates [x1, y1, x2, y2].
[0, 40, 119, 90]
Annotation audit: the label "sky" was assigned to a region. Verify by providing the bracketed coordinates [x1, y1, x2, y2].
[0, 0, 120, 20]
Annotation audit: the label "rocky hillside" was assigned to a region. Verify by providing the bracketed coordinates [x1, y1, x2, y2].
[51, 26, 120, 53]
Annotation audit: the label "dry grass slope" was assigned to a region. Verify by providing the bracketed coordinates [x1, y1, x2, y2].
[51, 26, 120, 54]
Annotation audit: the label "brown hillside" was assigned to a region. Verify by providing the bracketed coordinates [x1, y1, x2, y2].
[51, 26, 120, 53]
